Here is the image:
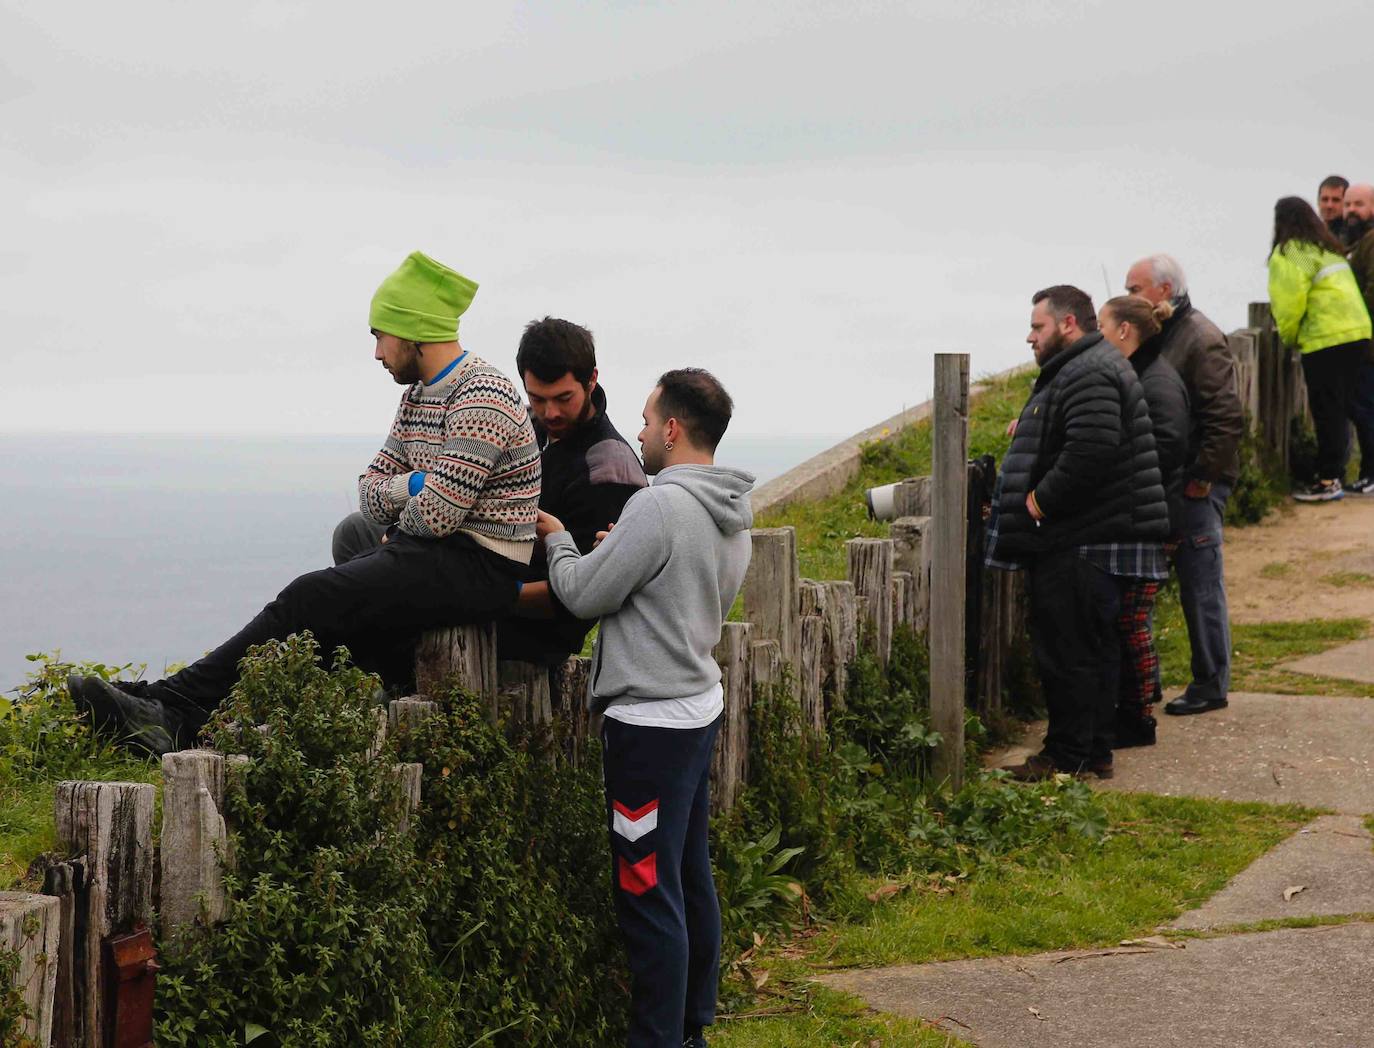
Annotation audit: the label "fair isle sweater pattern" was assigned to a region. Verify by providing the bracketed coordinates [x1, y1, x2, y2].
[358, 356, 541, 561]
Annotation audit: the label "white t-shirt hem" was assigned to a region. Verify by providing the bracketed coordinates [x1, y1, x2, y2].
[601, 682, 724, 729]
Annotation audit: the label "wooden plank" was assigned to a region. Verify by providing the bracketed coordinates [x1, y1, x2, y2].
[709, 622, 753, 816]
[159, 750, 228, 941]
[821, 580, 857, 709]
[742, 527, 800, 672]
[750, 639, 783, 695]
[551, 656, 597, 765]
[847, 538, 894, 666]
[496, 661, 553, 728]
[895, 475, 932, 517]
[0, 891, 61, 1048]
[931, 353, 970, 789]
[54, 781, 155, 1048]
[798, 615, 825, 738]
[391, 764, 423, 833]
[388, 697, 439, 734]
[892, 571, 913, 631]
[890, 515, 932, 633]
[414, 623, 498, 715]
[35, 856, 82, 1048]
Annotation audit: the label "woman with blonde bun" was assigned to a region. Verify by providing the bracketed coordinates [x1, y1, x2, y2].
[1098, 294, 1191, 747]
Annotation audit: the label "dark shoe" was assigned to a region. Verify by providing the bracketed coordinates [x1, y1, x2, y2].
[78, 677, 187, 756]
[1164, 694, 1228, 716]
[1347, 476, 1374, 496]
[1293, 479, 1343, 503]
[683, 1035, 707, 1048]
[1002, 753, 1076, 782]
[1113, 713, 1157, 748]
[1088, 760, 1115, 780]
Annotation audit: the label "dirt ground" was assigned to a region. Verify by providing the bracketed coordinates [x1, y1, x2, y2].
[1226, 495, 1374, 624]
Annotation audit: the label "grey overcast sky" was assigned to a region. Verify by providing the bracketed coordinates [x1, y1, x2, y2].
[2, 0, 1370, 439]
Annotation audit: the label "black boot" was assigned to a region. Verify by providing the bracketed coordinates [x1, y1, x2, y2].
[1113, 713, 1157, 748]
[69, 675, 192, 757]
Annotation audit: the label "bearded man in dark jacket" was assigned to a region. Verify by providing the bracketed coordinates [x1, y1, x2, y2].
[1125, 255, 1242, 716]
[987, 285, 1169, 780]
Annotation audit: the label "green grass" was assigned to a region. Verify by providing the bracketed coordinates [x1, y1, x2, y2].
[1259, 561, 1293, 579]
[756, 368, 1033, 580]
[1319, 571, 1374, 588]
[1153, 585, 1374, 698]
[711, 792, 1310, 1046]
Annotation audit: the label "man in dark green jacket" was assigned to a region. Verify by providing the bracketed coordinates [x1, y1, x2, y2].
[1125, 256, 1242, 716]
[1341, 184, 1374, 495]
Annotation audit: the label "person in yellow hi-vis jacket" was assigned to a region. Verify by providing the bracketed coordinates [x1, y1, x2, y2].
[1268, 195, 1373, 502]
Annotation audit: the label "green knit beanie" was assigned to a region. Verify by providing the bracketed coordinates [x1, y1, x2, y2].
[369, 252, 479, 343]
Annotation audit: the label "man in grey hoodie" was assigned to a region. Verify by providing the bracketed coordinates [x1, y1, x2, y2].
[537, 368, 753, 1048]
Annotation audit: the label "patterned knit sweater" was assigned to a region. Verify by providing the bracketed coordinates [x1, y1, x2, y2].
[358, 355, 541, 563]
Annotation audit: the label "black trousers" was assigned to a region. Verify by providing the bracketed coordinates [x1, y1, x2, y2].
[1302, 340, 1371, 480]
[153, 531, 523, 718]
[1029, 549, 1122, 770]
[602, 714, 721, 1048]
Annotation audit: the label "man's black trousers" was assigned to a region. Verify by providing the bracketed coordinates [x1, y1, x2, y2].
[153, 531, 523, 718]
[602, 714, 721, 1048]
[1029, 549, 1122, 771]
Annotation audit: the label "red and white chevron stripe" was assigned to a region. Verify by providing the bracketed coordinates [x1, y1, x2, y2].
[612, 798, 659, 842]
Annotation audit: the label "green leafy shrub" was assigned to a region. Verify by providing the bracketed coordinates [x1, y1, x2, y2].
[0, 940, 38, 1048]
[154, 633, 626, 1047]
[1226, 416, 1286, 526]
[155, 634, 441, 1048]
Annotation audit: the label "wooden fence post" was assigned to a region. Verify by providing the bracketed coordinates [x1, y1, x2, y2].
[552, 656, 596, 765]
[54, 780, 155, 1048]
[798, 615, 826, 738]
[388, 697, 439, 733]
[160, 750, 229, 940]
[742, 528, 800, 673]
[709, 622, 753, 816]
[1, 892, 61, 1048]
[497, 661, 553, 728]
[847, 538, 894, 666]
[750, 639, 783, 695]
[820, 581, 858, 708]
[892, 571, 913, 631]
[414, 623, 498, 714]
[931, 353, 969, 789]
[890, 515, 932, 633]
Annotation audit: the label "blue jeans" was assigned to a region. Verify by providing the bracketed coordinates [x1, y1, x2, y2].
[1174, 483, 1232, 703]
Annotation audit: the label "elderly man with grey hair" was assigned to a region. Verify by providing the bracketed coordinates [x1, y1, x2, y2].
[1124, 255, 1243, 717]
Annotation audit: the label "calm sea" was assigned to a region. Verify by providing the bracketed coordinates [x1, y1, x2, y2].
[0, 432, 841, 693]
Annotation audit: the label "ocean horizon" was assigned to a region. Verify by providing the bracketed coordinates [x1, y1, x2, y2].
[1, 430, 844, 693]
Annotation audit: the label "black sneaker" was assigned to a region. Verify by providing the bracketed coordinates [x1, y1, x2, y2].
[1113, 714, 1157, 748]
[1164, 694, 1228, 716]
[73, 676, 187, 756]
[1347, 476, 1374, 496]
[1293, 479, 1343, 503]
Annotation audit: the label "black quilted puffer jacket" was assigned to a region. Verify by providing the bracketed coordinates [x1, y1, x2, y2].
[994, 331, 1169, 556]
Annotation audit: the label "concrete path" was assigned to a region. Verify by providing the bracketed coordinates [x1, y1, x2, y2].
[822, 922, 1374, 1048]
[1168, 815, 1374, 929]
[992, 692, 1374, 814]
[1282, 637, 1374, 685]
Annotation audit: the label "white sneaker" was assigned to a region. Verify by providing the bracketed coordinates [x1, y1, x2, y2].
[1293, 479, 1344, 502]
[1346, 476, 1374, 496]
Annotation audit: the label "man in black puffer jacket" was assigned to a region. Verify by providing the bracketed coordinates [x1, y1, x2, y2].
[987, 286, 1169, 780]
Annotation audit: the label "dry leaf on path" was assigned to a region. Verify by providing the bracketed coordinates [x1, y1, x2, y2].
[866, 882, 908, 903]
[1283, 885, 1307, 902]
[1028, 1006, 1048, 1021]
[1120, 936, 1184, 950]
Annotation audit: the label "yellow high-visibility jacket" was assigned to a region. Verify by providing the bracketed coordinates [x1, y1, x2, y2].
[1267, 241, 1372, 353]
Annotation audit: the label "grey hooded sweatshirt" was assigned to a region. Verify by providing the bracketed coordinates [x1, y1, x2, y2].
[544, 463, 755, 714]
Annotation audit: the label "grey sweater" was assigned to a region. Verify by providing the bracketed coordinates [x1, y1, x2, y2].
[544, 463, 755, 714]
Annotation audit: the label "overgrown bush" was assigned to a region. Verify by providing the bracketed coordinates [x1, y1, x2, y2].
[154, 633, 625, 1048]
[1226, 416, 1286, 526]
[1, 940, 38, 1048]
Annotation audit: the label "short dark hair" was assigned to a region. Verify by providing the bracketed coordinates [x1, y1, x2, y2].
[1319, 174, 1349, 193]
[516, 317, 596, 385]
[1032, 285, 1098, 333]
[656, 368, 733, 451]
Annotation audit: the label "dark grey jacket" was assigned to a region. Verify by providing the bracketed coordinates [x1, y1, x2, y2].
[1158, 296, 1243, 486]
[1132, 338, 1191, 534]
[994, 332, 1169, 556]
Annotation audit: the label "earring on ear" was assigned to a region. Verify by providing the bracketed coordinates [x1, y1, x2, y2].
[664, 441, 674, 451]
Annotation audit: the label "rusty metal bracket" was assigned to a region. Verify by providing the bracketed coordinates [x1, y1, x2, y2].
[103, 926, 158, 1048]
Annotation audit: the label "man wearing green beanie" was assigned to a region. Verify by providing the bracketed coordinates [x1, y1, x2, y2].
[68, 253, 542, 754]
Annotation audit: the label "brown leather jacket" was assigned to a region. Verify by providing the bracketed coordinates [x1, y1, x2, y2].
[1158, 296, 1243, 486]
